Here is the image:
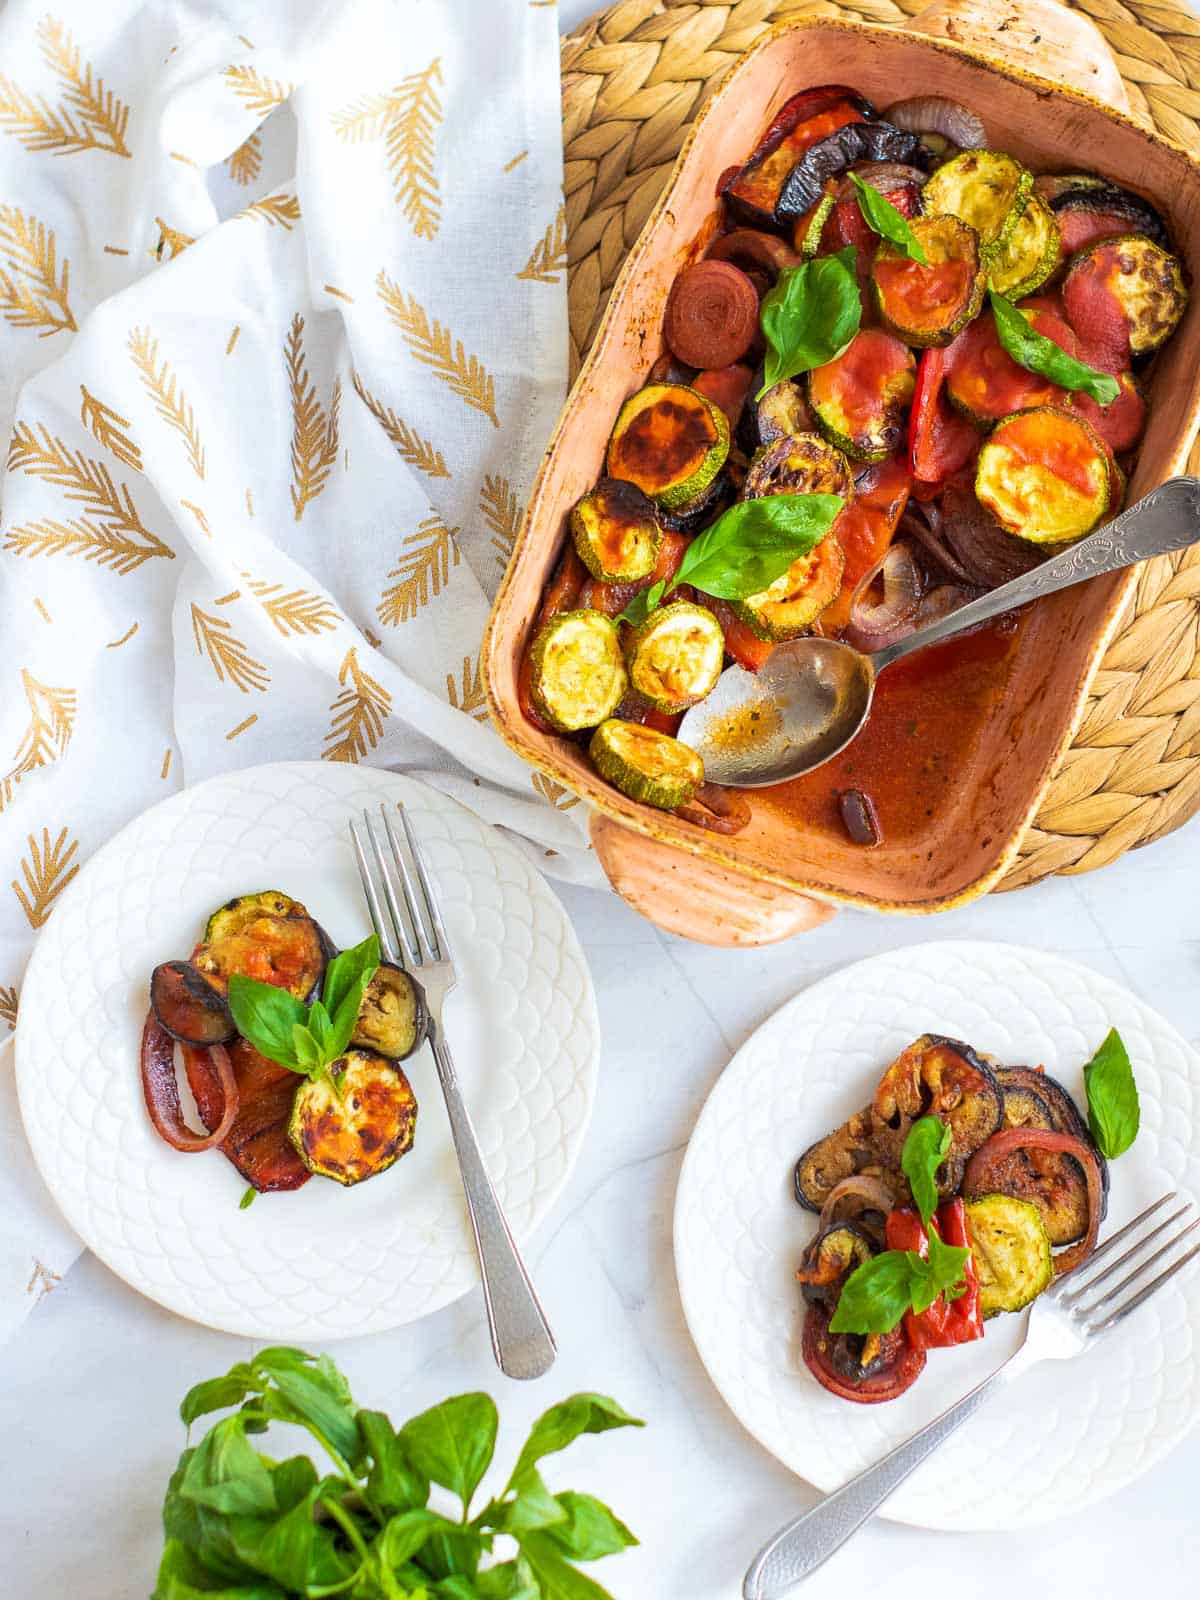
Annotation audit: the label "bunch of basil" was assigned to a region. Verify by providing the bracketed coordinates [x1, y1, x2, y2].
[154, 1348, 642, 1599]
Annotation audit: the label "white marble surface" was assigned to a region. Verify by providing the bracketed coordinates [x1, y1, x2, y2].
[5, 3, 1200, 1594]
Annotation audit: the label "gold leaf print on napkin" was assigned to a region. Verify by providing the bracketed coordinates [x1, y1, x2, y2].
[333, 58, 442, 241]
[0, 205, 75, 337]
[377, 274, 497, 428]
[128, 326, 206, 479]
[0, 16, 130, 159]
[351, 370, 449, 480]
[0, 985, 17, 1031]
[227, 129, 262, 187]
[377, 514, 460, 626]
[224, 65, 294, 117]
[286, 313, 341, 521]
[516, 204, 567, 284]
[12, 825, 79, 928]
[153, 217, 193, 262]
[323, 646, 391, 763]
[4, 421, 174, 573]
[445, 654, 488, 722]
[532, 772, 581, 811]
[1, 670, 76, 812]
[79, 385, 141, 469]
[246, 578, 339, 637]
[241, 191, 301, 230]
[479, 474, 521, 570]
[190, 603, 270, 693]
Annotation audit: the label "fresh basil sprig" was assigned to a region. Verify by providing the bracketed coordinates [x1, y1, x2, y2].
[227, 932, 379, 1085]
[758, 246, 862, 397]
[849, 173, 927, 264]
[616, 493, 844, 626]
[1083, 1026, 1140, 1158]
[157, 1348, 643, 1598]
[829, 1116, 969, 1336]
[990, 292, 1120, 405]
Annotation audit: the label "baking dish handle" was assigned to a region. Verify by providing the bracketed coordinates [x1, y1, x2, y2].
[905, 0, 1130, 108]
[590, 813, 835, 946]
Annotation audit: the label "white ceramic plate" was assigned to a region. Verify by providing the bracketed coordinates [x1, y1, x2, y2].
[16, 762, 598, 1340]
[674, 940, 1200, 1530]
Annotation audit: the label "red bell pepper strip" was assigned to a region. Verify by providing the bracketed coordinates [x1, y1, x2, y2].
[885, 1199, 983, 1350]
[908, 347, 979, 487]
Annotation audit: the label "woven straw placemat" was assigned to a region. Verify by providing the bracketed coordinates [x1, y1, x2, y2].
[559, 0, 1200, 889]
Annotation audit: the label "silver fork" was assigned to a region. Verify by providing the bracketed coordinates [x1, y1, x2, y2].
[745, 1192, 1200, 1598]
[350, 803, 556, 1381]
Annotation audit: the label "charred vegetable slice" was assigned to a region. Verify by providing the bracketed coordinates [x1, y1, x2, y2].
[150, 960, 236, 1046]
[1062, 233, 1188, 363]
[350, 962, 427, 1062]
[776, 121, 936, 221]
[664, 260, 759, 369]
[193, 901, 327, 1002]
[872, 215, 985, 347]
[989, 192, 1059, 298]
[570, 478, 662, 583]
[658, 474, 731, 534]
[964, 1193, 1053, 1317]
[528, 609, 627, 732]
[873, 1034, 1005, 1193]
[745, 379, 814, 452]
[724, 89, 871, 228]
[289, 1049, 418, 1186]
[607, 382, 730, 509]
[945, 300, 1078, 423]
[732, 532, 845, 641]
[995, 1066, 1092, 1145]
[204, 890, 311, 943]
[797, 1222, 876, 1311]
[589, 718, 703, 809]
[803, 1302, 926, 1404]
[921, 150, 1033, 256]
[183, 1037, 310, 1192]
[975, 406, 1111, 545]
[962, 1128, 1094, 1246]
[743, 431, 854, 501]
[807, 329, 915, 461]
[625, 601, 725, 713]
[1039, 174, 1170, 252]
[1000, 1079, 1057, 1132]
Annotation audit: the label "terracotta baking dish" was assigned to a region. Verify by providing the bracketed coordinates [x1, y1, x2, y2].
[484, 0, 1200, 945]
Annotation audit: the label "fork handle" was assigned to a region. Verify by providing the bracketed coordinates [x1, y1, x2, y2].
[430, 1030, 557, 1380]
[743, 1365, 1012, 1598]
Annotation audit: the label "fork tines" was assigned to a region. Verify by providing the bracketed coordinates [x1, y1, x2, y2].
[350, 804, 449, 971]
[1053, 1191, 1200, 1337]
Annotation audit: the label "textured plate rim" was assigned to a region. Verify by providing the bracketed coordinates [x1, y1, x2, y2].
[673, 938, 1200, 1530]
[14, 761, 600, 1340]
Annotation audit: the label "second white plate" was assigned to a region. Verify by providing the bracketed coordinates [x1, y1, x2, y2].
[16, 762, 599, 1341]
[674, 940, 1200, 1529]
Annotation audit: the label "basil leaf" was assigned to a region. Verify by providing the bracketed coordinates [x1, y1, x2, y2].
[397, 1393, 499, 1513]
[178, 1415, 278, 1516]
[543, 1492, 638, 1560]
[828, 1251, 917, 1334]
[476, 1556, 541, 1600]
[990, 292, 1120, 405]
[508, 1395, 644, 1491]
[924, 1229, 970, 1303]
[849, 173, 927, 264]
[359, 1409, 430, 1515]
[152, 1538, 284, 1600]
[238, 1186, 257, 1212]
[307, 999, 334, 1056]
[226, 976, 307, 1072]
[322, 932, 380, 1020]
[759, 246, 861, 395]
[614, 579, 665, 629]
[900, 1116, 952, 1228]
[291, 1024, 322, 1073]
[179, 1368, 255, 1427]
[670, 493, 844, 601]
[521, 1532, 621, 1600]
[485, 1468, 568, 1537]
[1083, 1026, 1140, 1158]
[251, 1349, 365, 1473]
[377, 1508, 462, 1570]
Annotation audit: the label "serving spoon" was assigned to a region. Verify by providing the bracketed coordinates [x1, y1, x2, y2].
[678, 476, 1200, 787]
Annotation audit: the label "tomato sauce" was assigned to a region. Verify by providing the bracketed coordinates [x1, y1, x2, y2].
[995, 411, 1105, 500]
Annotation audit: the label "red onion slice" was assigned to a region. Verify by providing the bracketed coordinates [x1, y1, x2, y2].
[817, 1174, 898, 1234]
[839, 161, 929, 197]
[708, 228, 800, 278]
[882, 97, 987, 150]
[915, 583, 979, 627]
[141, 1013, 238, 1152]
[843, 540, 923, 652]
[940, 485, 1043, 589]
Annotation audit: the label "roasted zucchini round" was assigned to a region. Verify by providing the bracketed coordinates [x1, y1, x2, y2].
[606, 382, 730, 510]
[989, 192, 1059, 299]
[743, 432, 854, 502]
[964, 1193, 1053, 1317]
[570, 478, 663, 583]
[921, 149, 1033, 256]
[589, 719, 704, 809]
[975, 406, 1111, 545]
[944, 301, 1078, 424]
[288, 1049, 418, 1186]
[732, 533, 845, 642]
[807, 329, 915, 461]
[1062, 233, 1188, 362]
[872, 215, 985, 347]
[528, 609, 628, 732]
[625, 601, 725, 713]
[350, 962, 427, 1062]
[204, 890, 311, 944]
[150, 960, 236, 1046]
[799, 191, 837, 257]
[193, 894, 327, 1001]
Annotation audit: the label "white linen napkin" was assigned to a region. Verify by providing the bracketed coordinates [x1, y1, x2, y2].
[0, 0, 596, 1343]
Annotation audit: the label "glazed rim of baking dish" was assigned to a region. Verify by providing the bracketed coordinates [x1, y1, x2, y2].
[483, 15, 1200, 914]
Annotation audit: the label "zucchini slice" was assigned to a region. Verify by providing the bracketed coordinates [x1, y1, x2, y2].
[743, 432, 854, 502]
[625, 601, 725, 713]
[570, 477, 662, 583]
[193, 895, 327, 1001]
[606, 382, 730, 510]
[350, 962, 427, 1062]
[964, 1193, 1053, 1317]
[945, 300, 1078, 424]
[528, 609, 628, 732]
[1062, 233, 1188, 362]
[921, 149, 1033, 256]
[989, 193, 1059, 299]
[975, 406, 1111, 546]
[204, 890, 311, 943]
[288, 1049, 417, 1187]
[799, 192, 837, 257]
[872, 215, 985, 347]
[732, 533, 845, 642]
[807, 329, 915, 461]
[589, 719, 703, 809]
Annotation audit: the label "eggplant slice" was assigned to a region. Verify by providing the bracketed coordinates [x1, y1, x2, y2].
[796, 1221, 876, 1311]
[150, 960, 236, 1046]
[350, 962, 428, 1062]
[996, 1065, 1109, 1221]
